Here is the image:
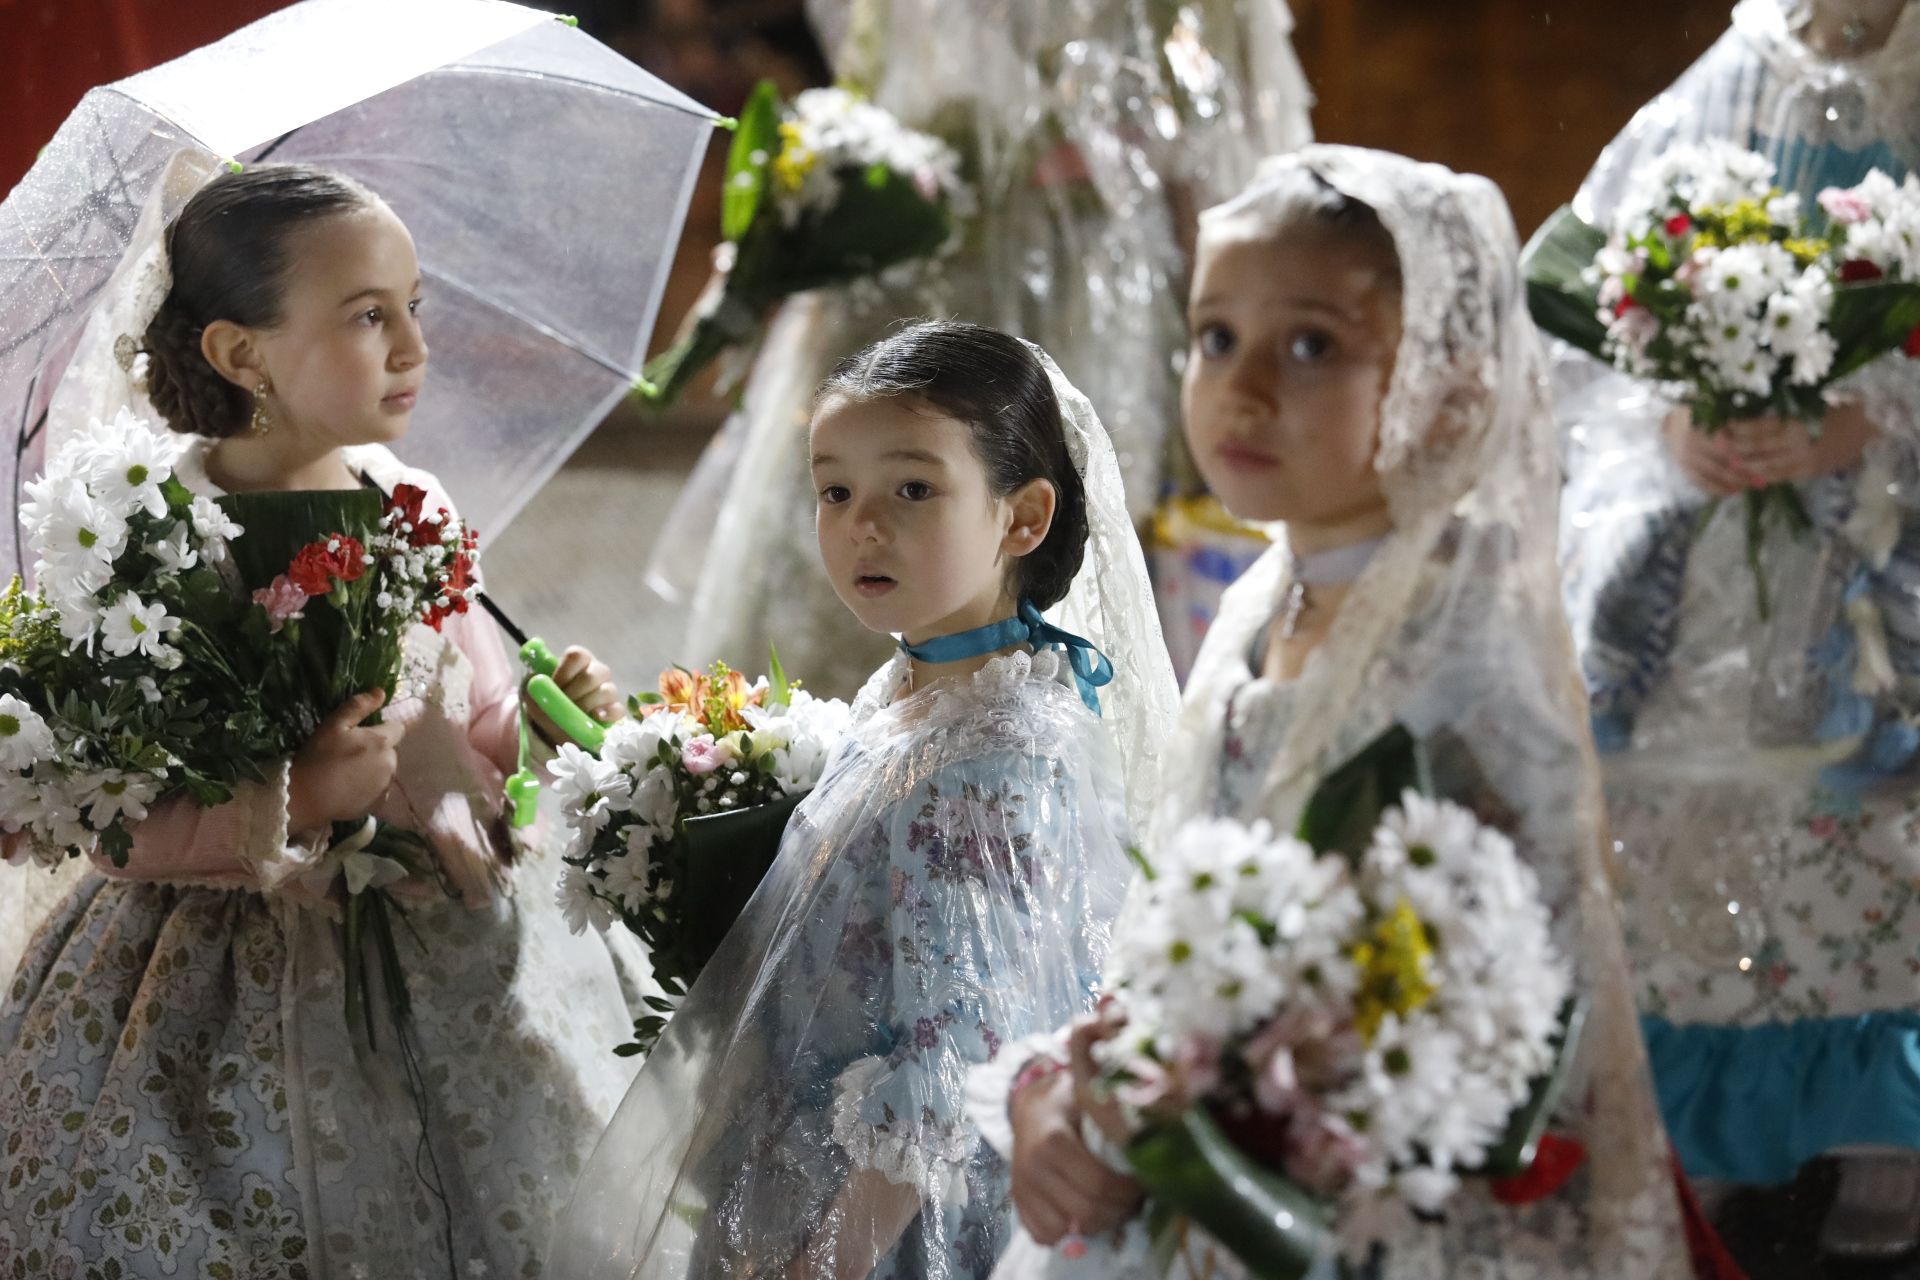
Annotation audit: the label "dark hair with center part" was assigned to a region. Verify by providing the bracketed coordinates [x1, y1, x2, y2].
[142, 163, 376, 439]
[818, 320, 1088, 610]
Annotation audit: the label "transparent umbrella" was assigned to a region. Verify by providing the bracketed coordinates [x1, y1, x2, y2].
[0, 0, 719, 579]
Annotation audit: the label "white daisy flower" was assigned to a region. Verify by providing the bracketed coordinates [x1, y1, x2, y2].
[99, 592, 181, 662]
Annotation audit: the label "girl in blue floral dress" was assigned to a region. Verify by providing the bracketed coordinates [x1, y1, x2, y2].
[548, 321, 1179, 1279]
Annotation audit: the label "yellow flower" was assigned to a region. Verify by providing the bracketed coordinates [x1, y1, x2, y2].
[1695, 197, 1782, 249]
[1349, 899, 1438, 1044]
[773, 121, 817, 194]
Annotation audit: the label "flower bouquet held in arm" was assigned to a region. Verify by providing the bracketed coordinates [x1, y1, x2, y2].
[550, 653, 850, 1054]
[1524, 143, 1920, 616]
[217, 475, 479, 1046]
[4, 407, 482, 1051]
[638, 81, 972, 405]
[1089, 728, 1581, 1277]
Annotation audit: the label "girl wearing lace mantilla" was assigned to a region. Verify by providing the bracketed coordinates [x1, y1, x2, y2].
[980, 147, 1698, 1279]
[0, 162, 643, 1279]
[547, 321, 1181, 1279]
[1556, 0, 1920, 1248]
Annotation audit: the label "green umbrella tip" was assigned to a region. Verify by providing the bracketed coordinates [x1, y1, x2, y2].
[556, 12, 580, 25]
[715, 115, 740, 132]
[225, 159, 245, 173]
[632, 375, 660, 399]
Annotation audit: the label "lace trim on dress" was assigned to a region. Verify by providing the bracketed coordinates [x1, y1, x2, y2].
[829, 1056, 979, 1201]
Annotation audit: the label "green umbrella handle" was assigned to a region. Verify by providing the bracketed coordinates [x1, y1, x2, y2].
[504, 637, 607, 828]
[518, 637, 606, 750]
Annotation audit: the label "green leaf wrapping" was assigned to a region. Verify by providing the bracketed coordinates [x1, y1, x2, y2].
[1520, 205, 1610, 359]
[1126, 1108, 1333, 1280]
[640, 792, 805, 994]
[1294, 724, 1428, 860]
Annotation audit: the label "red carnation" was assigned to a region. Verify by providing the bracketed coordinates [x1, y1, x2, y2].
[1665, 213, 1692, 238]
[286, 534, 366, 597]
[1905, 324, 1920, 358]
[1838, 258, 1885, 284]
[386, 482, 428, 529]
[424, 540, 477, 631]
[1490, 1133, 1588, 1205]
[1612, 295, 1641, 318]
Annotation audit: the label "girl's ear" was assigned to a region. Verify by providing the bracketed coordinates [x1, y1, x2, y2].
[1001, 477, 1057, 560]
[201, 321, 270, 392]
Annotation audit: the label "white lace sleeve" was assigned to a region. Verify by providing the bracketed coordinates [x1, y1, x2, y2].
[830, 1055, 979, 1199]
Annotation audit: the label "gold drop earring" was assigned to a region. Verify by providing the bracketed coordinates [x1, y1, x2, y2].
[250, 379, 274, 437]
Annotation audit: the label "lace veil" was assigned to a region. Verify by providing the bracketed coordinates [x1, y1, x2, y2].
[1160, 147, 1692, 1274]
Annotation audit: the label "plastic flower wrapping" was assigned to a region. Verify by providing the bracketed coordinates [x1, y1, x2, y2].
[638, 82, 972, 405]
[1092, 730, 1576, 1275]
[550, 653, 851, 1053]
[1526, 142, 1920, 613]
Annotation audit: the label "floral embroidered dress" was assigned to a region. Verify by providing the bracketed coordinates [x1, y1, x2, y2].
[1557, 0, 1920, 1186]
[546, 649, 1136, 1279]
[0, 442, 643, 1280]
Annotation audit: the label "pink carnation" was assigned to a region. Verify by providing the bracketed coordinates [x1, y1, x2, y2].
[251, 575, 309, 632]
[1819, 187, 1874, 226]
[680, 735, 731, 776]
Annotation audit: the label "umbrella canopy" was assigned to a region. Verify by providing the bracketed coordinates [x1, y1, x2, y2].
[0, 0, 717, 575]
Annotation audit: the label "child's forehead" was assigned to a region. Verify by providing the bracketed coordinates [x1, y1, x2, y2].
[281, 203, 417, 293]
[809, 392, 975, 459]
[1196, 217, 1399, 305]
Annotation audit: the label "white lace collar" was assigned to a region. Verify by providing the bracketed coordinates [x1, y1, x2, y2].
[850, 647, 1070, 726]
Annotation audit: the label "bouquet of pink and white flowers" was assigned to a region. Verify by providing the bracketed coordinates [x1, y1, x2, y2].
[1087, 729, 1577, 1276]
[6, 408, 482, 1047]
[551, 656, 850, 1053]
[1525, 142, 1920, 613]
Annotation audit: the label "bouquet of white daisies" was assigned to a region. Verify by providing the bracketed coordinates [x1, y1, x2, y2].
[1525, 141, 1920, 614]
[3, 409, 258, 869]
[1091, 728, 1577, 1275]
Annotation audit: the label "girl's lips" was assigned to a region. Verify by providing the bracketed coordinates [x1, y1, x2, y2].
[854, 575, 896, 598]
[1214, 441, 1279, 469]
[381, 390, 418, 413]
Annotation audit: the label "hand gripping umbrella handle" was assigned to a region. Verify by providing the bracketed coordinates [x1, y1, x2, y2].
[505, 638, 608, 828]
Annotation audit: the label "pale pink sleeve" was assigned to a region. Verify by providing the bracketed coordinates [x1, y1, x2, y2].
[87, 759, 305, 890]
[447, 605, 522, 777]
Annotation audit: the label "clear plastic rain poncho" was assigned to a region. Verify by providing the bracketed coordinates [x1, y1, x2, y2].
[988, 147, 1694, 1280]
[1556, 0, 1920, 1183]
[546, 350, 1181, 1279]
[650, 0, 1312, 699]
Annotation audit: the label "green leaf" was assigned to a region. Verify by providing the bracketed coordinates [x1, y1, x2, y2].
[1520, 205, 1611, 359]
[768, 643, 791, 708]
[1126, 1108, 1331, 1280]
[1473, 997, 1589, 1178]
[721, 80, 781, 244]
[1294, 724, 1427, 860]
[1826, 279, 1920, 381]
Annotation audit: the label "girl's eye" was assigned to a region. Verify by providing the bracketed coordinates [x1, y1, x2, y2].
[407, 297, 424, 316]
[1196, 323, 1235, 359]
[819, 484, 850, 505]
[898, 481, 934, 501]
[1290, 329, 1334, 362]
[357, 307, 382, 328]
